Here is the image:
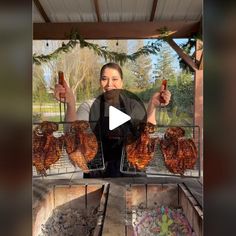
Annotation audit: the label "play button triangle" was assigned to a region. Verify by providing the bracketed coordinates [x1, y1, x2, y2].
[109, 106, 131, 131]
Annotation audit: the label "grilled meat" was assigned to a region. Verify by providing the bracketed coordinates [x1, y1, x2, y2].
[164, 127, 185, 141]
[64, 131, 89, 172]
[68, 148, 89, 173]
[44, 135, 64, 170]
[32, 122, 62, 176]
[79, 133, 98, 162]
[71, 121, 98, 162]
[126, 122, 159, 170]
[40, 121, 58, 135]
[71, 120, 90, 131]
[64, 132, 77, 154]
[33, 126, 47, 175]
[64, 121, 98, 172]
[176, 138, 197, 170]
[160, 127, 197, 175]
[33, 152, 46, 176]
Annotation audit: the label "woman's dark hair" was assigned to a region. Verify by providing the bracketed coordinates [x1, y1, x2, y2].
[100, 62, 123, 79]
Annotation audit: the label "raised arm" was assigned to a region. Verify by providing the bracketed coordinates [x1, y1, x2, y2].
[147, 82, 171, 125]
[54, 79, 77, 122]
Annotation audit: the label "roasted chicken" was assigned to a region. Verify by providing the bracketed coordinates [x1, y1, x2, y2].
[64, 120, 98, 172]
[33, 121, 62, 176]
[160, 127, 198, 175]
[164, 127, 185, 141]
[33, 127, 47, 175]
[176, 138, 197, 170]
[64, 131, 89, 173]
[67, 149, 89, 173]
[71, 121, 98, 162]
[126, 122, 159, 170]
[44, 134, 64, 170]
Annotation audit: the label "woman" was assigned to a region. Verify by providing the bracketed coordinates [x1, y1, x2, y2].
[54, 62, 171, 177]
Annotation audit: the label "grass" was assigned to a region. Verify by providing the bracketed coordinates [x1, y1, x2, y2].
[33, 103, 81, 113]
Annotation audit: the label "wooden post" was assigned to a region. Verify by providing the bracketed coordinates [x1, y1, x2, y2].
[194, 39, 203, 179]
[167, 37, 203, 180]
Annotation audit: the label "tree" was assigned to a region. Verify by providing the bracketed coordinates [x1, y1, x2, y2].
[129, 40, 152, 89]
[33, 40, 104, 102]
[152, 41, 175, 83]
[157, 71, 194, 125]
[33, 64, 49, 103]
[170, 71, 194, 115]
[122, 66, 138, 91]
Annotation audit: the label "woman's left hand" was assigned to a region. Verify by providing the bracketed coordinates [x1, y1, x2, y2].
[147, 84, 171, 125]
[149, 85, 171, 108]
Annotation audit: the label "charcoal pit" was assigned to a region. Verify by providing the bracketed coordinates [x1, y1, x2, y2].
[33, 183, 109, 236]
[125, 183, 203, 236]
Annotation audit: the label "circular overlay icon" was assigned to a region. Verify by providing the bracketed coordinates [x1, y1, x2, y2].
[89, 89, 147, 143]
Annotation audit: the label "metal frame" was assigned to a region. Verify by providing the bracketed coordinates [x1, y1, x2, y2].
[32, 121, 105, 178]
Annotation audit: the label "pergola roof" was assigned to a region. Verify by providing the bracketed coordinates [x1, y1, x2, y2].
[33, 0, 202, 39]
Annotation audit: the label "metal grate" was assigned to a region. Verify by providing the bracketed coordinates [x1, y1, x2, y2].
[33, 122, 105, 177]
[120, 125, 201, 178]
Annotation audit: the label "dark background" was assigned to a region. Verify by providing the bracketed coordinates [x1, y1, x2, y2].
[0, 1, 32, 236]
[0, 0, 236, 235]
[204, 0, 236, 235]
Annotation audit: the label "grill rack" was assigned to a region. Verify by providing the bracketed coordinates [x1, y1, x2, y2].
[32, 121, 105, 177]
[120, 125, 201, 178]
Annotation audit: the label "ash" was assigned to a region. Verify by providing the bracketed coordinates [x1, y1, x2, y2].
[39, 206, 99, 236]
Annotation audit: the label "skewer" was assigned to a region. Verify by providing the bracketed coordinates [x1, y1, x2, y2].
[58, 71, 66, 122]
[59, 96, 62, 122]
[158, 79, 168, 124]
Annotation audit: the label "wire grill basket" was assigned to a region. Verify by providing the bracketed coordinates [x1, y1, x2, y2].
[120, 125, 201, 178]
[32, 122, 105, 177]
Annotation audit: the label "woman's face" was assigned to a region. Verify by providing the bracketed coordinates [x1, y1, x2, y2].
[100, 68, 123, 92]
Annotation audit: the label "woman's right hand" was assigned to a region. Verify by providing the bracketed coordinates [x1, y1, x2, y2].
[54, 79, 76, 105]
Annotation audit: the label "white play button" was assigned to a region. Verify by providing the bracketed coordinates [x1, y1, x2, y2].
[109, 106, 131, 130]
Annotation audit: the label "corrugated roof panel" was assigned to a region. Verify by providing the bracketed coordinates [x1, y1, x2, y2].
[184, 0, 202, 20]
[99, 0, 153, 22]
[155, 0, 202, 21]
[132, 0, 153, 21]
[33, 0, 202, 23]
[99, 0, 121, 22]
[39, 0, 97, 22]
[33, 1, 44, 23]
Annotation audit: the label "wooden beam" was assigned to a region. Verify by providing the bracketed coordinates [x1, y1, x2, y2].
[33, 0, 50, 23]
[196, 40, 203, 70]
[198, 52, 203, 70]
[150, 0, 158, 22]
[167, 38, 198, 71]
[94, 0, 102, 22]
[33, 21, 200, 39]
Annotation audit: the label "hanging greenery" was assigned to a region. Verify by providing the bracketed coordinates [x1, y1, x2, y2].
[157, 27, 174, 40]
[33, 31, 162, 66]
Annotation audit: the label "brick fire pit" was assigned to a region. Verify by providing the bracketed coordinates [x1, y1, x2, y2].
[33, 177, 202, 236]
[33, 183, 109, 236]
